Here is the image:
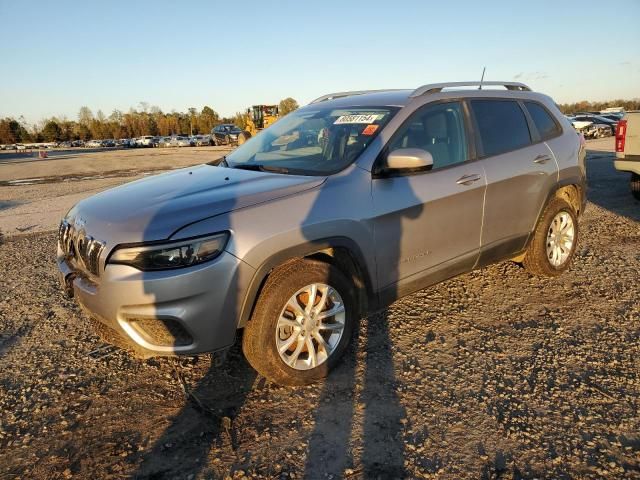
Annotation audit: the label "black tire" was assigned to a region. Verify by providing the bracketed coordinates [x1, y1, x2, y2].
[523, 197, 579, 277]
[242, 259, 356, 386]
[631, 173, 640, 201]
[237, 131, 251, 145]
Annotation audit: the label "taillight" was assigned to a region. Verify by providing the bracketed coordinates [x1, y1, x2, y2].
[615, 120, 627, 152]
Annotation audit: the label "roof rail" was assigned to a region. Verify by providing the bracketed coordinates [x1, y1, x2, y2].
[309, 89, 402, 104]
[410, 81, 531, 98]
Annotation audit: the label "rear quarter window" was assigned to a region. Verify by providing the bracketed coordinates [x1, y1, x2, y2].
[524, 101, 561, 140]
[471, 99, 531, 157]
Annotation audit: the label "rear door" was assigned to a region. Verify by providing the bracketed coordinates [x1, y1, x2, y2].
[371, 101, 485, 301]
[470, 99, 558, 262]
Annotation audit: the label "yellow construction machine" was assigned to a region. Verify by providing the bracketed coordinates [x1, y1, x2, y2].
[237, 105, 279, 145]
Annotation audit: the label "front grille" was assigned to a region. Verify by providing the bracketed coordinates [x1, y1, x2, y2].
[126, 317, 193, 347]
[59, 220, 105, 276]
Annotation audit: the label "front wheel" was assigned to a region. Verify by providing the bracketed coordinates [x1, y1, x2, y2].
[237, 131, 251, 145]
[242, 259, 356, 386]
[523, 197, 578, 277]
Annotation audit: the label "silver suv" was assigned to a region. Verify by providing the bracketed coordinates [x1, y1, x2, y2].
[57, 81, 586, 385]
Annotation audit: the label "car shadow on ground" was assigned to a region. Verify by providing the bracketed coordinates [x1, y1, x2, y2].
[585, 151, 640, 222]
[133, 344, 258, 479]
[132, 313, 407, 479]
[303, 309, 407, 478]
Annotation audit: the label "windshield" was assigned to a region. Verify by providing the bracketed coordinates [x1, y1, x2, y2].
[225, 106, 397, 175]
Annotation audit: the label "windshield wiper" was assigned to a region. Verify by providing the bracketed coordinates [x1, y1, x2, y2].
[232, 164, 289, 174]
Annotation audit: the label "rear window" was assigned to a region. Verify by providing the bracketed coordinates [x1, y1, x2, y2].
[471, 100, 531, 157]
[525, 101, 561, 140]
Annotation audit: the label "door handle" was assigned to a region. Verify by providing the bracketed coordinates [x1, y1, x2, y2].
[456, 174, 482, 186]
[533, 154, 551, 164]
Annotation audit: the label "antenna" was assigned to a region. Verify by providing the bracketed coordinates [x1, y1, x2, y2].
[479, 67, 486, 90]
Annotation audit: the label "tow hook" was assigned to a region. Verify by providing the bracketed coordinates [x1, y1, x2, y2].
[64, 272, 77, 298]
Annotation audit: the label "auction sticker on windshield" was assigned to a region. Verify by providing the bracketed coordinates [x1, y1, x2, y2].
[334, 114, 380, 124]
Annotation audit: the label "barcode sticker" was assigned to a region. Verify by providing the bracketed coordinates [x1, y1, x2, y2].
[334, 114, 380, 124]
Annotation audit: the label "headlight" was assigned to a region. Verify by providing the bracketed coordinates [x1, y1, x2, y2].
[108, 232, 229, 271]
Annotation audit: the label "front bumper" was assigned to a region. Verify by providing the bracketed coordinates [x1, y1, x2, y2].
[58, 247, 255, 356]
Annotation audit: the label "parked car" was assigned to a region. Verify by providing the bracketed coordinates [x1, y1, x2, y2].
[191, 134, 212, 146]
[85, 139, 102, 148]
[572, 114, 617, 135]
[101, 139, 116, 147]
[136, 135, 155, 147]
[170, 136, 193, 147]
[600, 113, 624, 122]
[57, 81, 586, 386]
[567, 116, 611, 139]
[614, 112, 640, 199]
[157, 136, 173, 147]
[211, 124, 242, 145]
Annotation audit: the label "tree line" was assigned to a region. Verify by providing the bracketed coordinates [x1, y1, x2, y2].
[0, 97, 299, 144]
[557, 99, 640, 115]
[3, 96, 637, 144]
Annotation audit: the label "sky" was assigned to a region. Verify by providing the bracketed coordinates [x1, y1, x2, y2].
[1, 0, 639, 124]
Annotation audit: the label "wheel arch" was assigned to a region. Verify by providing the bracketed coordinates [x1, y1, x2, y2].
[237, 237, 375, 329]
[552, 183, 584, 216]
[512, 179, 585, 263]
[539, 178, 585, 223]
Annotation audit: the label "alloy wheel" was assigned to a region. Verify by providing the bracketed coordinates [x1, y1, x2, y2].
[275, 283, 346, 370]
[546, 211, 575, 267]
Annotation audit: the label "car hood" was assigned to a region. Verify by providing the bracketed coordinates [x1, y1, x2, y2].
[66, 164, 325, 246]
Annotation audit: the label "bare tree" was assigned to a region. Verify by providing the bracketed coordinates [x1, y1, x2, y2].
[78, 106, 93, 126]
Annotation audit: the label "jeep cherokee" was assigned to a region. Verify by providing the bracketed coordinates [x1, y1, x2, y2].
[57, 81, 586, 385]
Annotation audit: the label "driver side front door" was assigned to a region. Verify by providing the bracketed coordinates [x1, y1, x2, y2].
[371, 101, 486, 304]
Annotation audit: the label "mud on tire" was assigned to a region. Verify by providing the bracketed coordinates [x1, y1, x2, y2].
[523, 197, 579, 277]
[242, 259, 356, 386]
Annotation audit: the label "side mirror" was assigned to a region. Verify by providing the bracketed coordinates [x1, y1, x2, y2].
[381, 148, 433, 176]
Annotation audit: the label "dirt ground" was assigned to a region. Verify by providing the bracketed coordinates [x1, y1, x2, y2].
[0, 146, 231, 235]
[0, 141, 638, 479]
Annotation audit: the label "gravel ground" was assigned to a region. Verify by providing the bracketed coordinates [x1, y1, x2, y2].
[0, 149, 638, 479]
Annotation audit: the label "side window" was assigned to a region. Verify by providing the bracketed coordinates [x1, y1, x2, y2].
[524, 101, 561, 140]
[471, 100, 531, 157]
[387, 102, 469, 170]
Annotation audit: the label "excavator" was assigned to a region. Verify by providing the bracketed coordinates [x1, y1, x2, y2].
[237, 105, 279, 145]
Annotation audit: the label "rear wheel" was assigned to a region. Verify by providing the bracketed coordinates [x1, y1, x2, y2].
[242, 259, 356, 386]
[631, 173, 640, 200]
[523, 197, 578, 277]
